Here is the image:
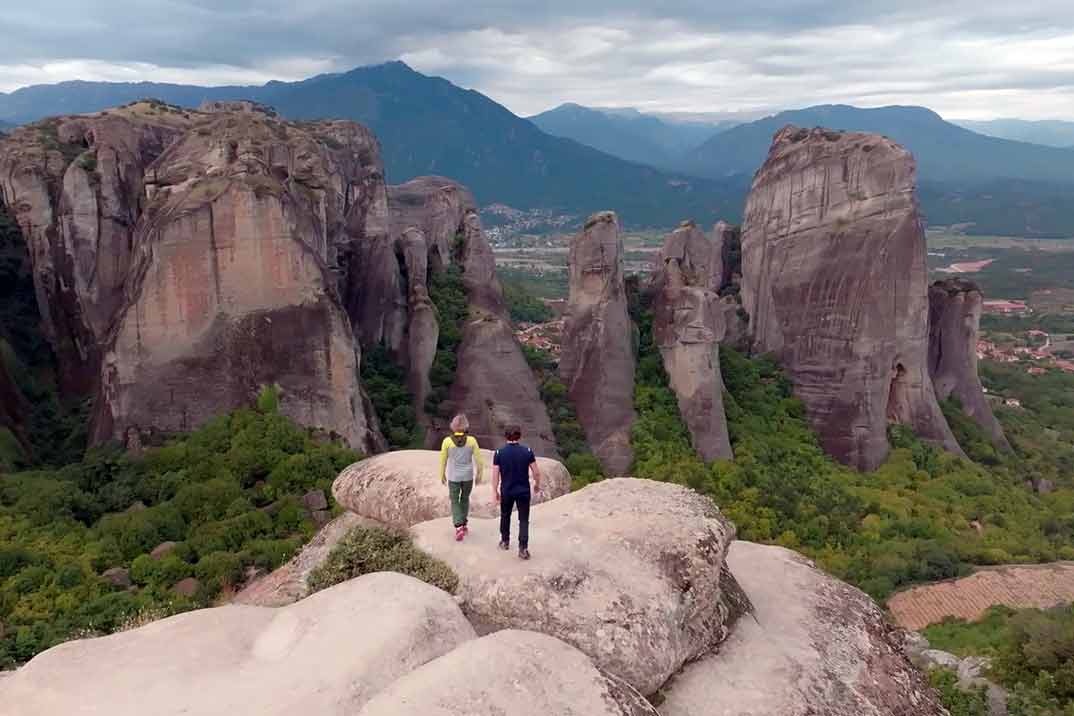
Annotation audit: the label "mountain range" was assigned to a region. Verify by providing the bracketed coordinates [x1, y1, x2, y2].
[953, 118, 1074, 148]
[2, 63, 1074, 235]
[0, 63, 742, 228]
[528, 103, 732, 169]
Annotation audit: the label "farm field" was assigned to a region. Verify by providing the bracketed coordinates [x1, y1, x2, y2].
[887, 562, 1074, 630]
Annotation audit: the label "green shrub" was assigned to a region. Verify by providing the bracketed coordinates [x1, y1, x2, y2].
[928, 669, 990, 716]
[307, 525, 458, 594]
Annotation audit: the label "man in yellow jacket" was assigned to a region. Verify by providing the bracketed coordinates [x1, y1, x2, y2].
[438, 414, 485, 541]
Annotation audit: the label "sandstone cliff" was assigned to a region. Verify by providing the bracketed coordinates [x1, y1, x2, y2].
[91, 105, 385, 452]
[0, 103, 193, 394]
[651, 221, 733, 461]
[560, 211, 637, 475]
[929, 278, 1009, 449]
[741, 126, 961, 470]
[384, 176, 557, 455]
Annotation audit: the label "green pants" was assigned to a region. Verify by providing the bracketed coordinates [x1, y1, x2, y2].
[449, 480, 474, 527]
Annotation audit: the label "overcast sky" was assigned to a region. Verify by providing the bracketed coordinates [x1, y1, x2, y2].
[1, 1, 1073, 120]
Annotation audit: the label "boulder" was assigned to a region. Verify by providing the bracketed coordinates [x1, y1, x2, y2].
[301, 489, 329, 512]
[235, 512, 368, 607]
[0, 573, 476, 715]
[560, 212, 637, 475]
[101, 567, 132, 589]
[358, 630, 658, 716]
[929, 278, 1009, 449]
[150, 541, 177, 560]
[90, 109, 385, 453]
[173, 577, 200, 597]
[920, 648, 962, 671]
[659, 541, 946, 716]
[651, 221, 734, 461]
[332, 450, 571, 528]
[741, 125, 961, 471]
[411, 478, 742, 696]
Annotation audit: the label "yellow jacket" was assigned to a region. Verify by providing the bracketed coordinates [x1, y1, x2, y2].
[438, 433, 485, 484]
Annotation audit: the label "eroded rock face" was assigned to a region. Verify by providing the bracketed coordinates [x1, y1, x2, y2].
[652, 221, 734, 461]
[411, 478, 742, 697]
[561, 212, 636, 475]
[929, 278, 1008, 449]
[0, 104, 194, 393]
[333, 449, 571, 528]
[741, 125, 960, 471]
[0, 573, 477, 716]
[386, 177, 557, 455]
[659, 541, 947, 716]
[358, 630, 659, 716]
[92, 109, 385, 452]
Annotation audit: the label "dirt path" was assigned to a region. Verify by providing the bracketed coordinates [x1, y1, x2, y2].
[887, 561, 1074, 630]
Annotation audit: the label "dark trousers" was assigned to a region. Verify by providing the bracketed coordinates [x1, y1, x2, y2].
[500, 493, 531, 549]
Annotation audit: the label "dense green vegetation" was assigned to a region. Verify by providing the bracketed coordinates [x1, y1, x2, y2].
[925, 605, 1074, 715]
[928, 670, 992, 716]
[426, 264, 468, 418]
[0, 397, 358, 668]
[502, 278, 554, 324]
[361, 345, 421, 450]
[307, 524, 458, 595]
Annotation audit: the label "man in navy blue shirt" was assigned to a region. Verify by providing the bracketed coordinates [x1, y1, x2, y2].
[492, 424, 543, 560]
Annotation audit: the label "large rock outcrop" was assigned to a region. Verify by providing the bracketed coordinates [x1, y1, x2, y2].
[560, 212, 637, 475]
[92, 106, 385, 452]
[0, 103, 194, 394]
[332, 449, 571, 528]
[358, 630, 659, 716]
[0, 573, 477, 716]
[412, 478, 744, 696]
[384, 176, 558, 455]
[651, 221, 734, 461]
[929, 278, 1008, 448]
[741, 125, 961, 470]
[659, 541, 948, 716]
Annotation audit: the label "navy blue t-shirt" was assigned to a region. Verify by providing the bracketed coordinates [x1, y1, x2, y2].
[494, 443, 536, 498]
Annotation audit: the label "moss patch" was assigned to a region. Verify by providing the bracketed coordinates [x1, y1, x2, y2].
[307, 524, 458, 594]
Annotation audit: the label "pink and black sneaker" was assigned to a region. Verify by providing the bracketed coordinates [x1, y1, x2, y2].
[455, 525, 465, 542]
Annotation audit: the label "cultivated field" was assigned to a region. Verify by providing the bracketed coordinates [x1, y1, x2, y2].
[887, 562, 1074, 630]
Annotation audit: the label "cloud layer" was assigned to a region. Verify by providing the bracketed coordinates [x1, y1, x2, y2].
[1, 1, 1072, 119]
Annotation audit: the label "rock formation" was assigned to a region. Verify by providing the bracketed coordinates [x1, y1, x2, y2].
[659, 541, 948, 716]
[741, 125, 961, 471]
[929, 278, 1008, 448]
[381, 176, 557, 455]
[411, 478, 744, 696]
[0, 573, 477, 715]
[91, 106, 384, 452]
[332, 449, 571, 528]
[651, 221, 734, 461]
[358, 630, 659, 716]
[234, 512, 368, 607]
[560, 212, 636, 475]
[0, 103, 194, 394]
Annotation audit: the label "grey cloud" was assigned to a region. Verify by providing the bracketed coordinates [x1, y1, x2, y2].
[1, 1, 1072, 118]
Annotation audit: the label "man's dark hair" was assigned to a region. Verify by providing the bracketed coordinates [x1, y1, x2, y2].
[504, 424, 522, 441]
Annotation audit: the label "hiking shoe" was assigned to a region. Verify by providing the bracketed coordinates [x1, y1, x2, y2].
[455, 526, 465, 542]
[461, 525, 469, 536]
[518, 548, 530, 561]
[498, 540, 509, 551]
